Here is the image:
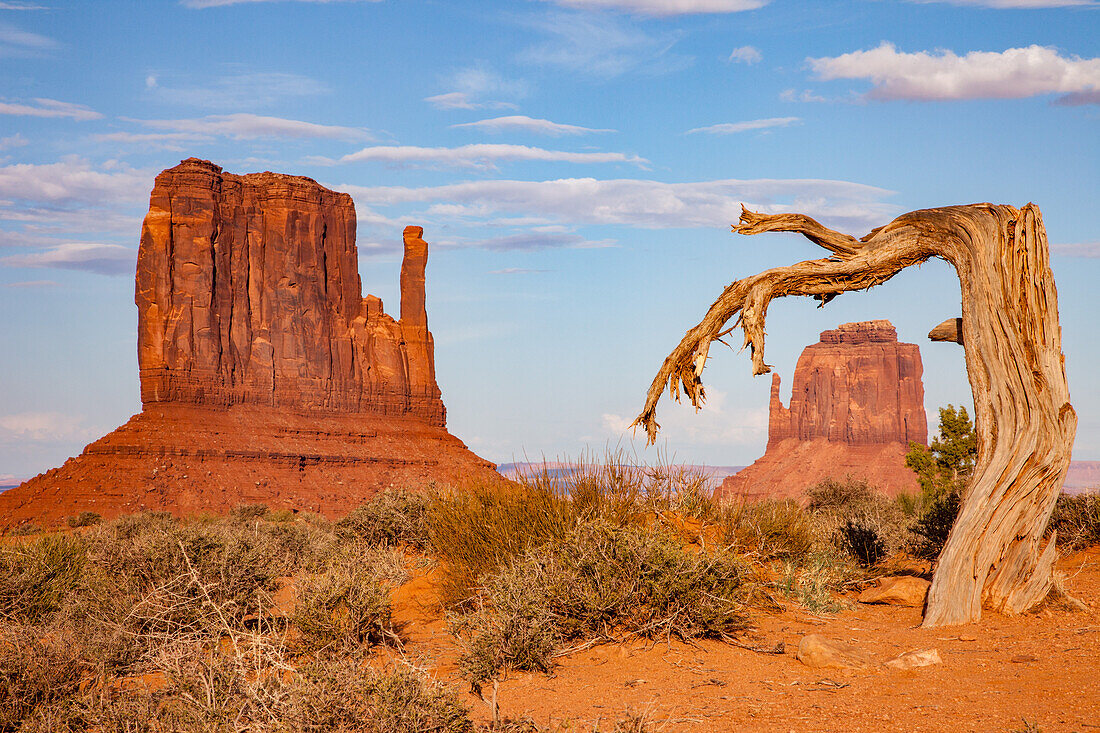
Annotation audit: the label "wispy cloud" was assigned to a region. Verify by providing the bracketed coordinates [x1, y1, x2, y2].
[451, 115, 615, 136]
[181, 0, 382, 7]
[1051, 242, 1100, 257]
[541, 0, 767, 15]
[0, 411, 101, 443]
[728, 45, 762, 64]
[0, 133, 27, 150]
[686, 116, 799, 134]
[603, 390, 768, 447]
[0, 21, 54, 56]
[520, 11, 692, 78]
[809, 43, 1100, 102]
[0, 98, 101, 120]
[0, 2, 48, 10]
[0, 242, 136, 275]
[123, 113, 373, 141]
[1, 279, 58, 287]
[491, 267, 551, 274]
[0, 158, 149, 205]
[426, 64, 526, 110]
[145, 71, 329, 109]
[442, 232, 616, 251]
[910, 0, 1096, 7]
[340, 176, 898, 234]
[318, 143, 647, 169]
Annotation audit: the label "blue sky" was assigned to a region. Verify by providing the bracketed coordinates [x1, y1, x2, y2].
[0, 0, 1097, 481]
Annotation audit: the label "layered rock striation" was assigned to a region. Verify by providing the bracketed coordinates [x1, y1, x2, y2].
[720, 320, 927, 500]
[0, 159, 498, 529]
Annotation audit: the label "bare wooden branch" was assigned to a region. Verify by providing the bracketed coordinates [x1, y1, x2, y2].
[635, 203, 1076, 627]
[929, 317, 963, 344]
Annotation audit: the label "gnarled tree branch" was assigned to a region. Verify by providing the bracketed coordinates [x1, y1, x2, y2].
[633, 203, 1076, 627]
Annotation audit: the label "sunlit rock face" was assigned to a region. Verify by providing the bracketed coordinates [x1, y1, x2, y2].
[720, 320, 927, 501]
[0, 159, 499, 530]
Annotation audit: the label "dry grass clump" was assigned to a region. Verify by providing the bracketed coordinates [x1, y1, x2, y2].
[719, 499, 814, 562]
[1048, 493, 1100, 552]
[0, 624, 87, 730]
[453, 521, 754, 684]
[429, 482, 572, 605]
[0, 533, 86, 623]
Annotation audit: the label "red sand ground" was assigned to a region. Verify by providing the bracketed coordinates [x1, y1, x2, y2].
[385, 547, 1100, 732]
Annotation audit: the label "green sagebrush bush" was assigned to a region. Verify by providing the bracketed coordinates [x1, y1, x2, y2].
[336, 488, 433, 551]
[454, 521, 753, 683]
[719, 499, 814, 562]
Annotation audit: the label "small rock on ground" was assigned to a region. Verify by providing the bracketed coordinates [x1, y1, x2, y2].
[858, 576, 930, 607]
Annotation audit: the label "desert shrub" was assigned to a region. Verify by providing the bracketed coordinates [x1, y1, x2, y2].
[230, 503, 270, 521]
[67, 511, 102, 528]
[778, 550, 860, 615]
[9, 523, 42, 536]
[911, 491, 961, 560]
[429, 482, 571, 605]
[1048, 493, 1100, 552]
[719, 499, 814, 561]
[805, 478, 914, 565]
[804, 477, 878, 512]
[0, 624, 87, 731]
[455, 521, 752, 683]
[0, 533, 87, 623]
[838, 517, 888, 566]
[337, 488, 433, 550]
[292, 546, 405, 652]
[287, 658, 472, 733]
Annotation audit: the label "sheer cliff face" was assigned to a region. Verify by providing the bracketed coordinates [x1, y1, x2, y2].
[767, 320, 927, 447]
[136, 158, 443, 425]
[721, 320, 927, 500]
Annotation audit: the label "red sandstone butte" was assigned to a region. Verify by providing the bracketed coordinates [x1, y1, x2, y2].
[0, 159, 498, 530]
[719, 320, 927, 501]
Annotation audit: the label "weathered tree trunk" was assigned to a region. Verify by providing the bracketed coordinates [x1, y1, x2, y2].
[634, 204, 1076, 627]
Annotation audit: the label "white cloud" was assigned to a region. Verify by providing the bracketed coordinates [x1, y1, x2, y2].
[520, 11, 692, 77]
[147, 71, 329, 109]
[182, 0, 381, 7]
[0, 133, 27, 150]
[728, 45, 762, 64]
[0, 98, 101, 120]
[0, 21, 54, 56]
[686, 116, 799, 134]
[338, 175, 897, 233]
[320, 143, 647, 169]
[1, 279, 57, 287]
[1051, 242, 1100, 257]
[1, 242, 136, 275]
[426, 64, 526, 110]
[809, 42, 1100, 101]
[0, 2, 47, 8]
[913, 0, 1096, 7]
[780, 88, 829, 103]
[0, 158, 149, 205]
[0, 412, 100, 443]
[440, 232, 617, 251]
[542, 0, 767, 14]
[491, 267, 551, 274]
[451, 115, 615, 136]
[125, 113, 373, 141]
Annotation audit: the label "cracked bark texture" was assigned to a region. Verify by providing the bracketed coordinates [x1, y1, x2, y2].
[634, 203, 1076, 627]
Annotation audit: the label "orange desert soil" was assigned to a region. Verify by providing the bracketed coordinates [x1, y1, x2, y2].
[385, 547, 1100, 732]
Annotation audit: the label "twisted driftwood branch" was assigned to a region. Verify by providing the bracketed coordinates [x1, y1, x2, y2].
[633, 203, 1076, 627]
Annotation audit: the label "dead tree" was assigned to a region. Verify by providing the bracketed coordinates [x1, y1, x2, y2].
[634, 203, 1076, 627]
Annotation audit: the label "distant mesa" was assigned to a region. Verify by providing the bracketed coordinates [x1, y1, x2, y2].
[719, 320, 927, 501]
[0, 158, 499, 530]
